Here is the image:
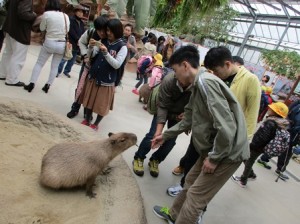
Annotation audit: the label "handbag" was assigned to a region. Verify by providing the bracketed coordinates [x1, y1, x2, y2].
[63, 13, 73, 61]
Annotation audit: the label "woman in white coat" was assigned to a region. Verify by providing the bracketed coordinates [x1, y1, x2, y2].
[24, 0, 70, 93]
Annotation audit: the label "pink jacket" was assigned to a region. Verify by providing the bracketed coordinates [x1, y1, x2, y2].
[149, 66, 163, 88]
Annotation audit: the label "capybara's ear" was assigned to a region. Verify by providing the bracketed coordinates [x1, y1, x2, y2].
[108, 132, 114, 137]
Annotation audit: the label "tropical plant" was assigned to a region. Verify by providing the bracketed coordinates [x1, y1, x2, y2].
[261, 50, 300, 80]
[152, 0, 228, 27]
[183, 5, 238, 45]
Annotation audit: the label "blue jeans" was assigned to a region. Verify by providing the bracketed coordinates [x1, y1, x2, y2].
[57, 49, 78, 74]
[135, 115, 178, 162]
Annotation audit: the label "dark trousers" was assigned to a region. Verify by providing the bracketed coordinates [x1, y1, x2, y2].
[179, 138, 200, 187]
[58, 49, 78, 74]
[241, 150, 261, 185]
[134, 115, 178, 162]
[277, 132, 298, 171]
[135, 73, 148, 89]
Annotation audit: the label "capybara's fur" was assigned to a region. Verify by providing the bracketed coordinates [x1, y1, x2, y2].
[40, 132, 137, 198]
[139, 84, 151, 104]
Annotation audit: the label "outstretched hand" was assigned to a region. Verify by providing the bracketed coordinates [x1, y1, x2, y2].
[151, 134, 164, 149]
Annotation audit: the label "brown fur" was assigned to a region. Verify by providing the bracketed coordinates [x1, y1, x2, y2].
[138, 84, 151, 104]
[40, 132, 137, 198]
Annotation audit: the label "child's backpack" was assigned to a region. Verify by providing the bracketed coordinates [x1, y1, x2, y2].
[264, 128, 290, 157]
[137, 55, 152, 72]
[147, 84, 160, 115]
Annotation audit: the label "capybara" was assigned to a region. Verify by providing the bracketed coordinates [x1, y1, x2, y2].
[139, 83, 151, 104]
[40, 132, 137, 198]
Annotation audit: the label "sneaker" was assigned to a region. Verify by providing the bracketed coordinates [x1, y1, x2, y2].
[67, 110, 78, 118]
[248, 172, 257, 181]
[257, 159, 272, 169]
[81, 119, 90, 126]
[231, 175, 246, 188]
[153, 206, 175, 224]
[132, 89, 139, 95]
[275, 169, 289, 180]
[89, 124, 99, 131]
[64, 73, 71, 78]
[167, 183, 183, 197]
[172, 166, 184, 176]
[83, 114, 93, 122]
[133, 158, 144, 176]
[149, 160, 159, 177]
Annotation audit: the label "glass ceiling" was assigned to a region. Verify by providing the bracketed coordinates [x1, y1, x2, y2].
[226, 0, 300, 64]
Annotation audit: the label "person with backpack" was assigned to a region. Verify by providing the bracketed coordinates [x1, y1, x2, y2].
[231, 102, 290, 187]
[140, 54, 164, 110]
[79, 18, 127, 131]
[56, 5, 86, 78]
[132, 53, 162, 95]
[132, 68, 193, 178]
[257, 100, 300, 180]
[66, 15, 109, 119]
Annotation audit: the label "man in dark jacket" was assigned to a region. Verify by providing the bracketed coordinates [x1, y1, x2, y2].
[132, 71, 193, 177]
[0, 0, 36, 86]
[57, 5, 85, 78]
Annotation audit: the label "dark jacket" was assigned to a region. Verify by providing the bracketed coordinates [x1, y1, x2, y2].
[250, 116, 289, 153]
[68, 15, 85, 51]
[89, 38, 125, 86]
[3, 0, 36, 45]
[157, 74, 193, 124]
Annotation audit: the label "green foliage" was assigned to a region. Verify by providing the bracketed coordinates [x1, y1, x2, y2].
[261, 50, 300, 80]
[151, 3, 238, 44]
[185, 5, 238, 44]
[153, 0, 229, 27]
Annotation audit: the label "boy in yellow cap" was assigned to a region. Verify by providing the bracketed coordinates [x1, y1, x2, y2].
[232, 102, 290, 187]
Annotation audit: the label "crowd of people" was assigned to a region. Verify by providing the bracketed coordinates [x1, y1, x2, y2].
[0, 1, 299, 224]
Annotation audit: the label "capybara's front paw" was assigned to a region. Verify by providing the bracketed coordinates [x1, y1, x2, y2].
[86, 191, 97, 199]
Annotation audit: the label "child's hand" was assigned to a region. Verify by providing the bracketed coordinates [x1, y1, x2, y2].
[99, 44, 108, 53]
[89, 38, 96, 47]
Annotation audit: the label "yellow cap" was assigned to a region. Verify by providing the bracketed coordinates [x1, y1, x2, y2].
[265, 87, 273, 94]
[268, 102, 289, 118]
[261, 86, 267, 91]
[154, 53, 163, 67]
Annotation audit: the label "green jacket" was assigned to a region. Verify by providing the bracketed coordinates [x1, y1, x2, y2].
[163, 69, 249, 163]
[231, 66, 261, 138]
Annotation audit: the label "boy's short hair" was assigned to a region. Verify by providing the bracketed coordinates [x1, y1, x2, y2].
[264, 75, 270, 82]
[232, 56, 244, 65]
[204, 46, 233, 70]
[169, 46, 200, 69]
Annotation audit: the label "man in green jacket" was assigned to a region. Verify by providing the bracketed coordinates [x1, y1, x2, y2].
[152, 46, 249, 224]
